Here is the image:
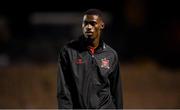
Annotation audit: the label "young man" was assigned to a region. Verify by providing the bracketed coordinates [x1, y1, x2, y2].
[57, 9, 123, 109]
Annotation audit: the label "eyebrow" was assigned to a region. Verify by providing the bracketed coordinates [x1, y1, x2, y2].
[84, 20, 97, 23]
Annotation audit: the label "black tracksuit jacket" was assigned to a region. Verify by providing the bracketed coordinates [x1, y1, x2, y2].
[57, 36, 123, 109]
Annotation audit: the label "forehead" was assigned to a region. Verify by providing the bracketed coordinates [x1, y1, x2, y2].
[83, 15, 101, 22]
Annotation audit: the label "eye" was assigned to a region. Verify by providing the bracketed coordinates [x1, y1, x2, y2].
[89, 21, 97, 26]
[83, 21, 97, 26]
[83, 21, 88, 25]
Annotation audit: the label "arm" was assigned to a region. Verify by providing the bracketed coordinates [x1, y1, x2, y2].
[109, 57, 123, 109]
[57, 48, 73, 109]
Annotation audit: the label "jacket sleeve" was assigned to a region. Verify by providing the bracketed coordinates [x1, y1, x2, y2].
[109, 55, 123, 109]
[57, 47, 73, 109]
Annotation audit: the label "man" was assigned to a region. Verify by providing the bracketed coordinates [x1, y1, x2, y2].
[57, 9, 123, 109]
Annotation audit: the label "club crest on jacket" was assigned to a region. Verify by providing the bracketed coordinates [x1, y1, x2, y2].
[101, 58, 110, 69]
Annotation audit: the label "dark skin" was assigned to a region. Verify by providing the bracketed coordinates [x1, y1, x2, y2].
[82, 14, 104, 49]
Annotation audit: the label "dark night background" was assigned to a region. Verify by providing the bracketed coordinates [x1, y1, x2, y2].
[0, 0, 180, 108]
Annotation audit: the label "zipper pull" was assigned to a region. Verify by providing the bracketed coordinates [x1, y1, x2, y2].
[88, 46, 95, 58]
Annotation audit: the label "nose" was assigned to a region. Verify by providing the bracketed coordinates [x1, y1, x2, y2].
[86, 24, 92, 29]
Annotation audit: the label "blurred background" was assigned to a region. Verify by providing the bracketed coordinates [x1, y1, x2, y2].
[0, 0, 180, 109]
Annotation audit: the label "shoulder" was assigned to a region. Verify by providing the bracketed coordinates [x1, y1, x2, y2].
[105, 43, 119, 59]
[58, 38, 80, 54]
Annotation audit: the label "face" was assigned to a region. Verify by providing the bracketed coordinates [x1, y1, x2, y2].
[82, 14, 104, 40]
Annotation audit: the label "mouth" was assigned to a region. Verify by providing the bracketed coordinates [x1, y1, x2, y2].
[85, 32, 93, 36]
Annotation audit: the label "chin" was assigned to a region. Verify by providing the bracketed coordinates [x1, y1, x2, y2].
[84, 36, 94, 42]
[84, 35, 93, 39]
[88, 36, 94, 39]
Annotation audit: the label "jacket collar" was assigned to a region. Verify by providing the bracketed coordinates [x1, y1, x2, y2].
[79, 35, 106, 53]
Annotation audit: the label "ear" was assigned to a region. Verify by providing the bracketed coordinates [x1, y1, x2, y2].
[100, 22, 104, 29]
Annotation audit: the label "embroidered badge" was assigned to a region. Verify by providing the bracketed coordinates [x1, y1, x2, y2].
[74, 56, 87, 64]
[101, 58, 110, 69]
[75, 58, 83, 64]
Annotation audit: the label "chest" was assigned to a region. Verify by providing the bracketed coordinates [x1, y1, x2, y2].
[70, 51, 115, 77]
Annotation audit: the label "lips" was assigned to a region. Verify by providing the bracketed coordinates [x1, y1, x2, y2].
[85, 32, 93, 35]
[85, 31, 93, 33]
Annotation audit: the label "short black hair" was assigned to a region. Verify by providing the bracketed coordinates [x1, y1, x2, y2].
[83, 9, 104, 20]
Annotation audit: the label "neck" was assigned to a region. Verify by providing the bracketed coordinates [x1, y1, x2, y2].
[83, 35, 101, 49]
[90, 38, 99, 49]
